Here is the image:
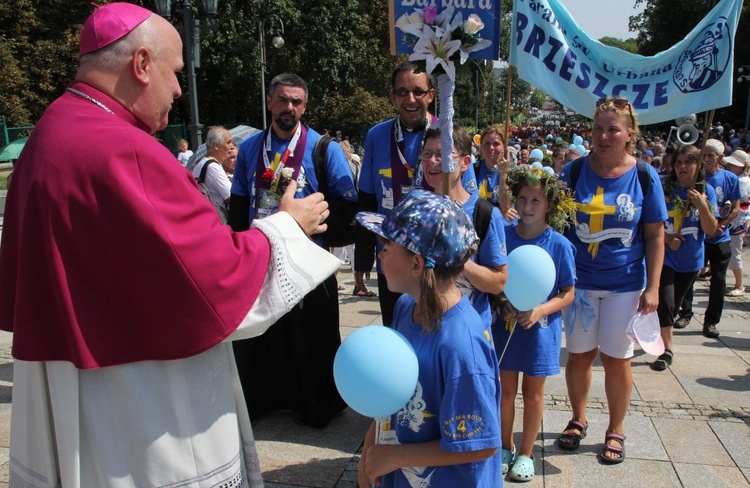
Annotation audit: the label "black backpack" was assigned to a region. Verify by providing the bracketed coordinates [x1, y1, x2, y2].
[313, 136, 358, 248]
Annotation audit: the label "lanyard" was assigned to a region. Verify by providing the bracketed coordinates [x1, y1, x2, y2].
[392, 116, 433, 172]
[262, 123, 302, 180]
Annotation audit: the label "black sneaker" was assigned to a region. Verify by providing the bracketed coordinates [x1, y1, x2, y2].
[702, 324, 720, 338]
[673, 315, 690, 329]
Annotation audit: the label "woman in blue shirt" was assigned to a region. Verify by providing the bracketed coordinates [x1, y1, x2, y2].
[557, 97, 668, 464]
[654, 144, 718, 371]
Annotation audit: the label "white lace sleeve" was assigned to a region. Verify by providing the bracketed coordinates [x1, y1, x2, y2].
[227, 212, 341, 341]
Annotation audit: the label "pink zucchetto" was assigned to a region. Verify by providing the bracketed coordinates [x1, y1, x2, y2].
[79, 2, 152, 55]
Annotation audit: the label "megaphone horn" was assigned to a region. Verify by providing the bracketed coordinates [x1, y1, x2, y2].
[676, 124, 699, 145]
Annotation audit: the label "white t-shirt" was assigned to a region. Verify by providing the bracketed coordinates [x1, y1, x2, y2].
[193, 157, 232, 211]
[177, 150, 193, 167]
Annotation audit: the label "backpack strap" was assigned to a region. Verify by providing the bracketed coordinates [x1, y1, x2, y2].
[635, 159, 652, 195]
[568, 156, 651, 195]
[314, 136, 335, 193]
[567, 156, 584, 193]
[198, 158, 219, 184]
[473, 198, 494, 261]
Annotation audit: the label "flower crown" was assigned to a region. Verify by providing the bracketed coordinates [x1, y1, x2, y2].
[505, 164, 578, 233]
[395, 6, 491, 81]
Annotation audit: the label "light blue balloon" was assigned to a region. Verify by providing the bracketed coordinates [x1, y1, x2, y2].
[529, 148, 544, 162]
[576, 144, 586, 156]
[334, 326, 419, 418]
[573, 135, 583, 145]
[505, 245, 556, 311]
[530, 161, 544, 169]
[542, 166, 555, 175]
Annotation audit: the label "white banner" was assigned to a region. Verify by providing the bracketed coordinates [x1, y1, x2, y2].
[509, 0, 743, 124]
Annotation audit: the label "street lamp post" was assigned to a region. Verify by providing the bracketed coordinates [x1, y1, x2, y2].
[738, 65, 750, 132]
[154, 0, 218, 149]
[259, 16, 285, 129]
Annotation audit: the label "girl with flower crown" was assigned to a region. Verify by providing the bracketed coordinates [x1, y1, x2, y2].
[356, 190, 502, 487]
[495, 164, 577, 481]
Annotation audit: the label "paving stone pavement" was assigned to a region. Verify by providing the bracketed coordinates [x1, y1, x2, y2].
[0, 244, 748, 487]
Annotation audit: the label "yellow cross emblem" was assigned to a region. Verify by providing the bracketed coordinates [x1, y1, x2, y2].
[577, 186, 617, 258]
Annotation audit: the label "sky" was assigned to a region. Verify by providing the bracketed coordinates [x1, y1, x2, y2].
[558, 0, 645, 40]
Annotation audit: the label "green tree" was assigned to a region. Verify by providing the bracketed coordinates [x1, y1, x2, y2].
[598, 36, 639, 54]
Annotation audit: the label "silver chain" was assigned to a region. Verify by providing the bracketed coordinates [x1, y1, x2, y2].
[66, 87, 115, 115]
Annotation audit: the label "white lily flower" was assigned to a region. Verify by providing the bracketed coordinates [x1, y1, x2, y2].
[458, 38, 493, 64]
[395, 10, 424, 37]
[409, 24, 461, 81]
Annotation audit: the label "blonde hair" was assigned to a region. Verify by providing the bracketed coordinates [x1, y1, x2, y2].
[480, 124, 507, 146]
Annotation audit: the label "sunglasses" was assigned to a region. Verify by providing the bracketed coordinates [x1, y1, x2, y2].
[394, 88, 431, 99]
[596, 97, 636, 127]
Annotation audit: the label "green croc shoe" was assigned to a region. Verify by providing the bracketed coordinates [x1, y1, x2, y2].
[501, 446, 516, 475]
[507, 454, 535, 482]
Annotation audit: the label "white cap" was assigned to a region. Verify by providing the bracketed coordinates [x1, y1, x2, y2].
[723, 149, 749, 168]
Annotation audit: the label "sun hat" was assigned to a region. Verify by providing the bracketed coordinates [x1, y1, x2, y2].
[626, 312, 665, 356]
[723, 149, 749, 168]
[80, 2, 152, 55]
[356, 190, 478, 268]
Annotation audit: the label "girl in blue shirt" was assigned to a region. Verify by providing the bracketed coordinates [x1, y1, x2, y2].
[356, 190, 502, 488]
[496, 165, 577, 481]
[654, 145, 718, 371]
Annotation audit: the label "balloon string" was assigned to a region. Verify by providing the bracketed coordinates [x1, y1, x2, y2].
[372, 419, 382, 488]
[498, 319, 516, 364]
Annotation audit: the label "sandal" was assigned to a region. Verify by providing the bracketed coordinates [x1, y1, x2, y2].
[650, 349, 673, 371]
[557, 419, 587, 450]
[507, 454, 535, 482]
[352, 286, 377, 297]
[501, 446, 516, 475]
[600, 431, 626, 464]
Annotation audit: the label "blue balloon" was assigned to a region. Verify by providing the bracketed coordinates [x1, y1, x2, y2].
[505, 245, 556, 311]
[576, 144, 586, 156]
[573, 135, 583, 146]
[530, 161, 544, 169]
[334, 326, 419, 418]
[542, 166, 555, 175]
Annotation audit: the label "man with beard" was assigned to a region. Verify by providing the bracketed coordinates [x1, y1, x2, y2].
[229, 73, 357, 427]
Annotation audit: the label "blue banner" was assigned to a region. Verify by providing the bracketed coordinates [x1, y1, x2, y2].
[393, 0, 502, 61]
[509, 0, 743, 125]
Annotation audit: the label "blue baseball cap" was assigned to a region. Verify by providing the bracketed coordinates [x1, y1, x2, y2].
[356, 190, 478, 268]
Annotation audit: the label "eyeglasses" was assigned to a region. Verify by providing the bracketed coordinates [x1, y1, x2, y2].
[596, 96, 635, 127]
[420, 150, 459, 161]
[394, 88, 431, 99]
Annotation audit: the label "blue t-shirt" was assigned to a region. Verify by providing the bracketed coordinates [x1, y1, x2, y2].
[461, 193, 508, 328]
[705, 168, 741, 244]
[232, 126, 357, 247]
[383, 295, 502, 488]
[559, 157, 668, 292]
[664, 182, 719, 273]
[476, 162, 501, 207]
[495, 227, 576, 376]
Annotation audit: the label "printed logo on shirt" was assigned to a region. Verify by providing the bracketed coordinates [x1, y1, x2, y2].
[575, 187, 637, 257]
[443, 413, 487, 440]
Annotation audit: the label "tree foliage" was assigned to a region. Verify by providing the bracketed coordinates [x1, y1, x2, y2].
[598, 36, 639, 54]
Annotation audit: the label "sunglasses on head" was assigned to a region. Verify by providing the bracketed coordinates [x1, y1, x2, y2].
[596, 97, 635, 125]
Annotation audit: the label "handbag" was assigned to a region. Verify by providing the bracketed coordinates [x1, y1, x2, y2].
[197, 159, 229, 224]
